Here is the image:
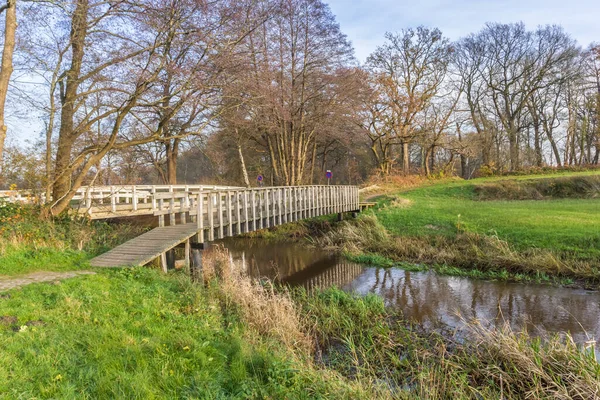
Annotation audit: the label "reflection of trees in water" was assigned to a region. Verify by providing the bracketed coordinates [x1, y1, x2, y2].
[352, 268, 600, 341]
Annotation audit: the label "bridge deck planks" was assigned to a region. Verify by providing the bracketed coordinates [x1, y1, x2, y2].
[90, 223, 200, 267]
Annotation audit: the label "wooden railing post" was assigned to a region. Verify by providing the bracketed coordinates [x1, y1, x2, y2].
[243, 191, 249, 233]
[251, 190, 256, 231]
[278, 188, 283, 225]
[258, 189, 264, 230]
[208, 192, 215, 241]
[264, 189, 270, 228]
[218, 191, 224, 239]
[169, 193, 175, 226]
[151, 187, 157, 211]
[132, 185, 138, 212]
[235, 191, 241, 234]
[283, 188, 288, 224]
[226, 191, 233, 237]
[110, 186, 116, 213]
[197, 192, 204, 243]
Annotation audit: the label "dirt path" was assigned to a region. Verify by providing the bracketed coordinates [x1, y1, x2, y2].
[0, 271, 96, 292]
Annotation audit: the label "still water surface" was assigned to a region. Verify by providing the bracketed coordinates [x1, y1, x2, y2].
[218, 238, 600, 349]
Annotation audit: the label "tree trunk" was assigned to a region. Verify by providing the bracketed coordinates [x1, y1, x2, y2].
[533, 122, 542, 167]
[0, 0, 17, 179]
[547, 132, 562, 167]
[237, 142, 250, 187]
[166, 139, 179, 184]
[45, 120, 53, 201]
[508, 124, 519, 171]
[309, 140, 317, 184]
[52, 0, 89, 203]
[402, 142, 409, 174]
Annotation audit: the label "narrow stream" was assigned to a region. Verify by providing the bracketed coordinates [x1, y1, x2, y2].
[217, 238, 599, 352]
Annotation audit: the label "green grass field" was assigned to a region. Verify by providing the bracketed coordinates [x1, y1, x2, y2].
[374, 175, 600, 261]
[0, 268, 357, 399]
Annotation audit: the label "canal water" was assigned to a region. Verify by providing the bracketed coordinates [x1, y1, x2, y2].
[218, 238, 600, 351]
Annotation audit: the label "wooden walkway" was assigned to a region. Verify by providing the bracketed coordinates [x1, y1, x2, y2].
[90, 223, 199, 267]
[90, 185, 360, 269]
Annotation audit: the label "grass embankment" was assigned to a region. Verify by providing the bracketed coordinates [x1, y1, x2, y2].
[2, 248, 598, 398]
[0, 201, 145, 276]
[302, 173, 600, 287]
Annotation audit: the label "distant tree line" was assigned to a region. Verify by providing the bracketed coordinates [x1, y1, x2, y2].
[0, 0, 598, 214]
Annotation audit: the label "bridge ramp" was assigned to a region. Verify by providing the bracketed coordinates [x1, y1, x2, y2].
[90, 223, 198, 267]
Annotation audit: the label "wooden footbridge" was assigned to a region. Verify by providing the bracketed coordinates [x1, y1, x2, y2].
[87, 185, 360, 270]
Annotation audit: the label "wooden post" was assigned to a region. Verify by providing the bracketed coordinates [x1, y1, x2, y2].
[259, 189, 264, 230]
[158, 198, 164, 227]
[166, 249, 176, 271]
[299, 187, 304, 220]
[283, 187, 288, 223]
[264, 189, 270, 228]
[197, 192, 204, 243]
[251, 190, 257, 231]
[295, 187, 299, 221]
[226, 191, 233, 237]
[151, 187, 156, 211]
[132, 185, 138, 211]
[218, 191, 224, 239]
[278, 188, 283, 225]
[243, 191, 249, 233]
[235, 191, 241, 234]
[190, 247, 202, 282]
[184, 239, 190, 274]
[208, 193, 215, 241]
[110, 186, 116, 213]
[169, 193, 175, 226]
[313, 186, 317, 217]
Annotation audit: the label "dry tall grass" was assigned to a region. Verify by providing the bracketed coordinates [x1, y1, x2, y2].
[317, 215, 600, 283]
[458, 321, 600, 399]
[201, 246, 313, 355]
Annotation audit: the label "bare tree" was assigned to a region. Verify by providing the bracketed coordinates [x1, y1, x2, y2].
[223, 0, 356, 186]
[472, 23, 579, 170]
[366, 27, 452, 173]
[0, 0, 16, 178]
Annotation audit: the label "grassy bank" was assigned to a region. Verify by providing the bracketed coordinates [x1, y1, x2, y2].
[1, 249, 598, 398]
[304, 173, 599, 288]
[0, 201, 145, 276]
[0, 267, 361, 398]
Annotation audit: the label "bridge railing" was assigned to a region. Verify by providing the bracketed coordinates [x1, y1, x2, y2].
[69, 184, 242, 217]
[149, 185, 360, 242]
[2, 184, 360, 224]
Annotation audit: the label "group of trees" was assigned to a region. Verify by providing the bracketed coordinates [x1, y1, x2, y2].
[0, 0, 598, 214]
[362, 23, 599, 178]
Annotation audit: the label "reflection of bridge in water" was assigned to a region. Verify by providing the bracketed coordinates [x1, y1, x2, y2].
[281, 260, 364, 292]
[222, 238, 364, 292]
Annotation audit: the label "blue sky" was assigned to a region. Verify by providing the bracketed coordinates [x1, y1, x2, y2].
[327, 0, 599, 62]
